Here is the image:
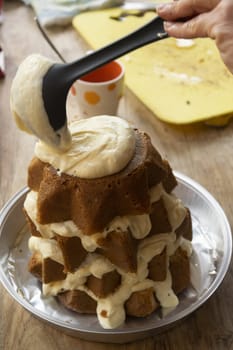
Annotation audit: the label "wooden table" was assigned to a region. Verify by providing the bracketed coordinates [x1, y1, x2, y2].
[1, 1, 233, 349]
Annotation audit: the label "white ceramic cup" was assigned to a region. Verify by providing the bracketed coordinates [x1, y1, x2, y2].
[71, 60, 125, 118]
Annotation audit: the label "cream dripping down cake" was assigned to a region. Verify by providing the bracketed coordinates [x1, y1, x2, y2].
[10, 54, 192, 330]
[23, 116, 192, 329]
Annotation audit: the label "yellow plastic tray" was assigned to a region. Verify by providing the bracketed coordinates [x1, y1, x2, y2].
[73, 9, 233, 125]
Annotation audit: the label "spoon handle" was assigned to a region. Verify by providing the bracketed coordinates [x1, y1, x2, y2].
[63, 16, 167, 84]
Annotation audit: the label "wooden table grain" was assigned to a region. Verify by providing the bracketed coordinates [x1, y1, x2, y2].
[1, 2, 233, 349]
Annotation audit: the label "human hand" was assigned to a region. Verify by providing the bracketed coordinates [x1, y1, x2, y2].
[157, 0, 233, 73]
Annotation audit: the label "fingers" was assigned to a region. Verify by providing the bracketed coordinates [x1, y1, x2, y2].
[163, 13, 213, 39]
[218, 40, 233, 74]
[157, 0, 233, 75]
[157, 1, 197, 21]
[157, 0, 220, 21]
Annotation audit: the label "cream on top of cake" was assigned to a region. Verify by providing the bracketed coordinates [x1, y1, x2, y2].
[10, 54, 71, 151]
[35, 115, 136, 179]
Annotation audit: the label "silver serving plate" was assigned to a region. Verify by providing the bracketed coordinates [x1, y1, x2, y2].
[0, 172, 232, 343]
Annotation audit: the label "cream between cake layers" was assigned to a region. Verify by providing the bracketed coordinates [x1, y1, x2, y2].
[23, 115, 193, 329]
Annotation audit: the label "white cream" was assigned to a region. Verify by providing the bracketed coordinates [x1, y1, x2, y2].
[138, 233, 176, 263]
[103, 214, 152, 240]
[24, 182, 186, 252]
[29, 236, 64, 265]
[153, 65, 202, 85]
[154, 271, 179, 308]
[175, 39, 195, 48]
[24, 191, 152, 251]
[97, 302, 126, 330]
[150, 183, 163, 202]
[25, 181, 190, 329]
[162, 192, 187, 230]
[150, 183, 187, 231]
[34, 116, 136, 179]
[40, 231, 189, 329]
[10, 54, 71, 151]
[24, 191, 80, 239]
[42, 253, 115, 295]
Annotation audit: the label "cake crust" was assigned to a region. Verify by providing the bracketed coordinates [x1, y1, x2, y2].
[28, 130, 177, 235]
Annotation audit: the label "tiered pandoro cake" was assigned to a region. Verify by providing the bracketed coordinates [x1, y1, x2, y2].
[24, 115, 192, 329]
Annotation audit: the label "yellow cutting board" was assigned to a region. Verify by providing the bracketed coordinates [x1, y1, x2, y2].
[73, 9, 233, 125]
